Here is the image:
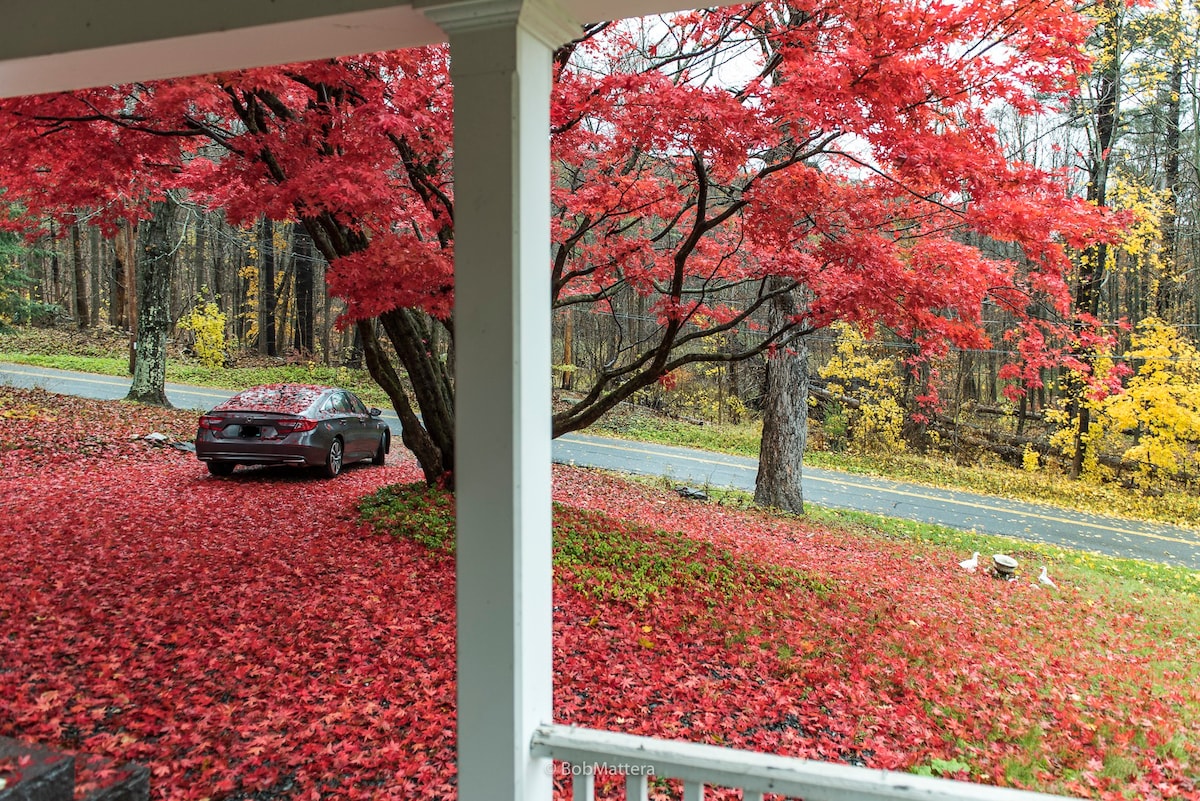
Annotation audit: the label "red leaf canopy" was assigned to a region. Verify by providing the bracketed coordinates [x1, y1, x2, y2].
[0, 0, 1120, 390]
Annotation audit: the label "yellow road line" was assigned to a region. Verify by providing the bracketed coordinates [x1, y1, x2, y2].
[565, 437, 1200, 547]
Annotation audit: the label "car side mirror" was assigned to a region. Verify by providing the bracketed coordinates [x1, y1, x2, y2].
[369, 407, 382, 417]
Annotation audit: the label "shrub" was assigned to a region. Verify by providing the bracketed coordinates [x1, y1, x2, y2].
[819, 322, 906, 455]
[176, 296, 228, 369]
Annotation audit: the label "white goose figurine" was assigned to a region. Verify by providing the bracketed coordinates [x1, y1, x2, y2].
[1038, 566, 1058, 590]
[959, 551, 980, 572]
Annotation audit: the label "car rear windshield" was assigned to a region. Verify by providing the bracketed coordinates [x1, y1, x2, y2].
[212, 385, 326, 415]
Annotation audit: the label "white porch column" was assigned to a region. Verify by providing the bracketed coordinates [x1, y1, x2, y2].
[413, 2, 578, 800]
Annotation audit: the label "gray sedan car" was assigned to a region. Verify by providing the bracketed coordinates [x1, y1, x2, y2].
[195, 384, 390, 477]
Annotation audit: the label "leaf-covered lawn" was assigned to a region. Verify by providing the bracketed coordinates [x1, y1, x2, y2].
[2, 388, 1199, 800]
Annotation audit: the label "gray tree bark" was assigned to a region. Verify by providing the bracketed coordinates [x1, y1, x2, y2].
[70, 222, 89, 328]
[126, 199, 178, 407]
[88, 225, 101, 327]
[754, 284, 810, 513]
[1069, 0, 1121, 478]
[293, 230, 315, 353]
[259, 217, 277, 357]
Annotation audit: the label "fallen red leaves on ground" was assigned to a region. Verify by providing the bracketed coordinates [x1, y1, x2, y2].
[2, 388, 1198, 800]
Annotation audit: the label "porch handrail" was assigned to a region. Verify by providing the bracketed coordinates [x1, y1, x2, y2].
[531, 723, 1074, 801]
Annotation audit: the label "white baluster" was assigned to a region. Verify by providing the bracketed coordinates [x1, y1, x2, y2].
[625, 773, 650, 801]
[573, 767, 595, 801]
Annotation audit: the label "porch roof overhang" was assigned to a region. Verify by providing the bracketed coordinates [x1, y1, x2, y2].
[0, 0, 702, 97]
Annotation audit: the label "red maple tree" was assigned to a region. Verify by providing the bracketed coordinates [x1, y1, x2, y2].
[0, 1, 1120, 486]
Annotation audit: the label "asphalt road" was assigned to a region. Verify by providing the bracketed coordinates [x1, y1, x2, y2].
[3, 362, 1199, 569]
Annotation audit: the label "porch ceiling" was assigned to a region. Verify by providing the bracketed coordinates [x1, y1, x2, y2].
[0, 0, 720, 98]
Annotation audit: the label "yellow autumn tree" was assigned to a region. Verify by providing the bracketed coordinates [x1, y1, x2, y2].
[1103, 318, 1200, 487]
[818, 322, 906, 454]
[177, 294, 229, 369]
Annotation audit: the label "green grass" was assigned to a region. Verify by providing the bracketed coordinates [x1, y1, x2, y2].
[801, 503, 1200, 597]
[359, 482, 825, 609]
[359, 482, 456, 552]
[1, 352, 130, 375]
[591, 411, 763, 457]
[0, 350, 393, 409]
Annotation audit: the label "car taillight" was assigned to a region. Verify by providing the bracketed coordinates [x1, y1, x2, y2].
[198, 415, 225, 431]
[274, 418, 318, 434]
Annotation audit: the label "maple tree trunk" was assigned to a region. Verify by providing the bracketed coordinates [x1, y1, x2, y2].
[378, 308, 456, 479]
[754, 285, 810, 514]
[126, 199, 177, 407]
[357, 318, 447, 485]
[300, 214, 456, 486]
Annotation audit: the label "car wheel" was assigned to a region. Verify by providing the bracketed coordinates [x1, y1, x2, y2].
[323, 438, 344, 478]
[372, 432, 389, 466]
[207, 461, 235, 477]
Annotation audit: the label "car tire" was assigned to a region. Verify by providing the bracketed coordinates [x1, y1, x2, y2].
[372, 432, 389, 466]
[323, 438, 344, 478]
[207, 461, 235, 477]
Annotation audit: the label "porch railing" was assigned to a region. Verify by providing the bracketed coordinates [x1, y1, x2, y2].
[531, 724, 1072, 801]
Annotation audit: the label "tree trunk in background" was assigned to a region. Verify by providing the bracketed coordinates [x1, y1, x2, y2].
[1193, 32, 1200, 331]
[1157, 25, 1182, 319]
[293, 231, 315, 353]
[274, 242, 295, 350]
[214, 218, 233, 330]
[754, 283, 810, 513]
[561, 307, 575, 390]
[70, 222, 89, 328]
[1070, 0, 1122, 478]
[212, 217, 228, 317]
[112, 221, 138, 371]
[345, 324, 363, 368]
[88, 226, 101, 327]
[48, 222, 60, 306]
[126, 199, 177, 407]
[259, 217, 277, 357]
[237, 231, 253, 346]
[192, 213, 209, 298]
[321, 271, 332, 366]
